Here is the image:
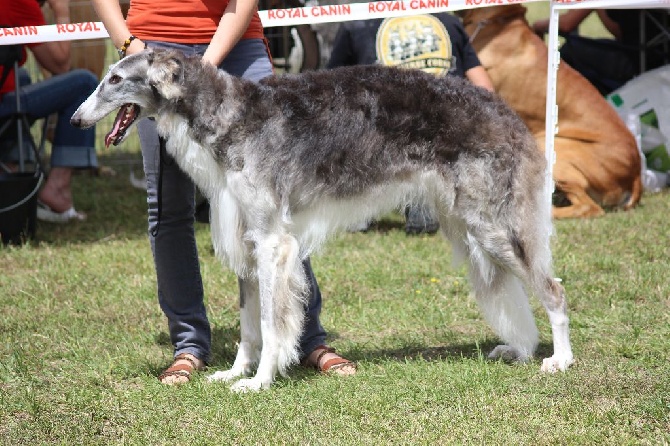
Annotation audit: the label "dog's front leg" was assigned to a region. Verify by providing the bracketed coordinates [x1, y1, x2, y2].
[208, 276, 262, 383]
[229, 253, 280, 392]
[229, 234, 306, 392]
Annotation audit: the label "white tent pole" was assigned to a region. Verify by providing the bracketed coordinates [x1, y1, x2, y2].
[544, 2, 561, 209]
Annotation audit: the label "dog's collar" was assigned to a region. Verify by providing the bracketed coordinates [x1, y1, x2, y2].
[466, 8, 528, 44]
[468, 20, 489, 44]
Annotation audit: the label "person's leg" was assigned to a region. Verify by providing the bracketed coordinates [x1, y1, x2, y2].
[38, 167, 75, 213]
[142, 41, 211, 383]
[15, 69, 99, 217]
[297, 259, 356, 375]
[139, 116, 210, 383]
[47, 69, 99, 171]
[0, 86, 32, 169]
[17, 68, 32, 87]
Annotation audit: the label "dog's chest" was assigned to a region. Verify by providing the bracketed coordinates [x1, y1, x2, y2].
[157, 115, 223, 195]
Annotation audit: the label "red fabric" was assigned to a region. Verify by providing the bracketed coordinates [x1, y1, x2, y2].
[127, 0, 264, 44]
[0, 0, 46, 96]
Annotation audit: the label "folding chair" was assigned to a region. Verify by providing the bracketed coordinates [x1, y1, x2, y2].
[0, 44, 49, 172]
[0, 43, 49, 244]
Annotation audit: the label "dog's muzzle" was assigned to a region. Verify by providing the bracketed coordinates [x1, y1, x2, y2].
[105, 103, 141, 147]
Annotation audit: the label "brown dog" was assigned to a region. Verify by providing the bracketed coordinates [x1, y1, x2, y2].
[461, 5, 642, 219]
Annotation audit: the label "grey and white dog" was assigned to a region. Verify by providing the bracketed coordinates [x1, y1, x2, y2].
[71, 49, 573, 392]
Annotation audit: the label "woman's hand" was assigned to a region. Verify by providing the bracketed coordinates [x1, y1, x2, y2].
[124, 37, 146, 57]
[202, 0, 258, 66]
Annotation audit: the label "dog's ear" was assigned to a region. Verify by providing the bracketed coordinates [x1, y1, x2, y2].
[147, 51, 185, 100]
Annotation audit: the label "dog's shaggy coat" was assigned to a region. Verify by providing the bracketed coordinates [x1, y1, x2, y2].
[72, 49, 573, 391]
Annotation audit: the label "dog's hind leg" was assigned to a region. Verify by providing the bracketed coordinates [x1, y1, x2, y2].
[534, 277, 574, 372]
[463, 223, 573, 371]
[229, 233, 307, 392]
[208, 277, 262, 384]
[481, 218, 573, 372]
[509, 213, 574, 372]
[463, 235, 540, 363]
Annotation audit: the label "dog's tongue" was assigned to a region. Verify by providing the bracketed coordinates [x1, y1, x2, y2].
[105, 103, 134, 147]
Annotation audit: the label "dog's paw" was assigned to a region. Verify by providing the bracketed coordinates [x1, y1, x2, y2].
[207, 368, 247, 383]
[229, 377, 271, 393]
[540, 354, 574, 373]
[487, 345, 530, 363]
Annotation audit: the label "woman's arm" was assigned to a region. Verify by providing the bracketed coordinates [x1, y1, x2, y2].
[465, 66, 494, 92]
[596, 10, 622, 40]
[201, 0, 259, 66]
[91, 0, 145, 56]
[532, 9, 593, 36]
[31, 0, 72, 74]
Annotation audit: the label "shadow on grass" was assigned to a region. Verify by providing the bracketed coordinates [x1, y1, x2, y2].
[163, 322, 557, 380]
[347, 339, 555, 368]
[360, 218, 405, 234]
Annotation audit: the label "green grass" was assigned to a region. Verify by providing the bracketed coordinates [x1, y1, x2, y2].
[1, 146, 669, 444]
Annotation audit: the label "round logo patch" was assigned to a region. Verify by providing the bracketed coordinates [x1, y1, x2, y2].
[375, 15, 453, 76]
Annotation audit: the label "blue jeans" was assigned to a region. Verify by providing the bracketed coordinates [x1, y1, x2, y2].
[141, 39, 327, 362]
[0, 69, 98, 168]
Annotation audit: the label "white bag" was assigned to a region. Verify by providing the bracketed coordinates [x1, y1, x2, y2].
[608, 65, 670, 190]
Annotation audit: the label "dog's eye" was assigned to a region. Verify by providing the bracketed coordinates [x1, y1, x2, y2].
[109, 75, 122, 84]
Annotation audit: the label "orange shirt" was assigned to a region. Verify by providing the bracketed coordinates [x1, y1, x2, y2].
[126, 0, 264, 44]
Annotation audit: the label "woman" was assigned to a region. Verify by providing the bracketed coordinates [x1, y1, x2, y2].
[91, 0, 356, 384]
[0, 0, 98, 222]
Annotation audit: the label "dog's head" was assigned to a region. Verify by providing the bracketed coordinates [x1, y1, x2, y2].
[71, 48, 189, 147]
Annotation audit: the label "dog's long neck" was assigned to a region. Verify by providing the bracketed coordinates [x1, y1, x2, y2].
[153, 59, 264, 191]
[163, 60, 257, 141]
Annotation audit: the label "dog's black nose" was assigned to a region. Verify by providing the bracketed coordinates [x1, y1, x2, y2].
[70, 116, 81, 127]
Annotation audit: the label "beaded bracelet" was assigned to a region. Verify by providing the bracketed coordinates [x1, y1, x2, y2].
[118, 35, 137, 58]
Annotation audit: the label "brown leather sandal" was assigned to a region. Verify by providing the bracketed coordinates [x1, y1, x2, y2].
[158, 353, 205, 385]
[302, 345, 357, 376]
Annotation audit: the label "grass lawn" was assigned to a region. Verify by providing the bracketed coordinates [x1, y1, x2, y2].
[2, 5, 668, 445]
[2, 146, 669, 444]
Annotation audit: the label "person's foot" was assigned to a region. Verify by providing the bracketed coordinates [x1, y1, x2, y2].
[36, 201, 86, 223]
[38, 167, 75, 213]
[37, 167, 87, 222]
[302, 345, 357, 376]
[158, 353, 206, 385]
[38, 189, 72, 214]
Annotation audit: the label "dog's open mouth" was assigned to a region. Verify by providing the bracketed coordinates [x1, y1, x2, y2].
[105, 103, 140, 147]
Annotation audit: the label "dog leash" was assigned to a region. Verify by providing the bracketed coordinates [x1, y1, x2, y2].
[468, 20, 489, 44]
[150, 135, 171, 238]
[466, 8, 528, 45]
